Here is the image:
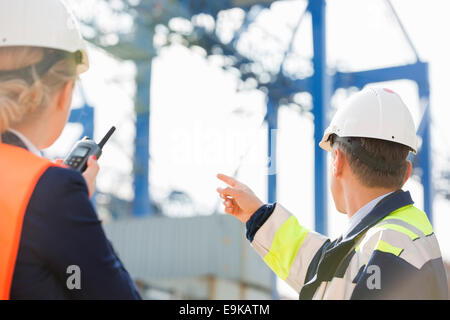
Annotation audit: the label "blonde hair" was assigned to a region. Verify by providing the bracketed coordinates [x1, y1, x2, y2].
[0, 46, 78, 133]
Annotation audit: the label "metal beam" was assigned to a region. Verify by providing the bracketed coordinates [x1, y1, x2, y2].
[132, 18, 154, 216]
[266, 63, 429, 104]
[133, 60, 153, 216]
[68, 104, 94, 140]
[310, 0, 329, 235]
[418, 81, 433, 222]
[266, 97, 279, 300]
[384, 0, 420, 61]
[334, 62, 428, 90]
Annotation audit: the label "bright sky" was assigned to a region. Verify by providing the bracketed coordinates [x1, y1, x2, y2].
[45, 0, 450, 298]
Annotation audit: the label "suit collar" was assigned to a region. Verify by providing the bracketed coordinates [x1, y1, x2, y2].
[1, 130, 28, 150]
[1, 130, 42, 156]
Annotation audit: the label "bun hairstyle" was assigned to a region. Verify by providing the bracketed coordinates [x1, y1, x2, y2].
[0, 46, 79, 133]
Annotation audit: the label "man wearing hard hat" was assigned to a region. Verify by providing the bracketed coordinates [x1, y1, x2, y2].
[217, 87, 448, 299]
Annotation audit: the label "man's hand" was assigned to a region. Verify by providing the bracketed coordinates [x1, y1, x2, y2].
[216, 173, 264, 223]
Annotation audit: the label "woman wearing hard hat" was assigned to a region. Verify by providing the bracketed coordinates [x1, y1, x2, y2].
[217, 87, 448, 299]
[0, 0, 140, 299]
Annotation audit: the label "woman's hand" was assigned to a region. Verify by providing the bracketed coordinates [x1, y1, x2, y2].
[55, 156, 100, 198]
[216, 173, 264, 223]
[82, 156, 100, 198]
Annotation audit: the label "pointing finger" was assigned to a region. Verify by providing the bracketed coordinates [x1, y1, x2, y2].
[217, 173, 238, 187]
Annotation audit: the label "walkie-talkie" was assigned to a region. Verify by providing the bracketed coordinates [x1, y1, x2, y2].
[63, 126, 116, 172]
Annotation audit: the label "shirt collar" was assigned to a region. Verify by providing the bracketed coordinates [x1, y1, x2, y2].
[343, 190, 414, 241]
[344, 191, 394, 238]
[6, 129, 42, 157]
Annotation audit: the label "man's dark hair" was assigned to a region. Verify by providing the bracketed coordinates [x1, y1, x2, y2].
[329, 135, 410, 189]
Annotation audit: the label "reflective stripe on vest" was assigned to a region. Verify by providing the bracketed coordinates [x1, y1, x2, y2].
[0, 143, 55, 300]
[368, 205, 439, 269]
[378, 204, 433, 237]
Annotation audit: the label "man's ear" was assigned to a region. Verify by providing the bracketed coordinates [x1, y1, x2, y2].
[55, 80, 75, 111]
[403, 160, 413, 184]
[332, 148, 345, 178]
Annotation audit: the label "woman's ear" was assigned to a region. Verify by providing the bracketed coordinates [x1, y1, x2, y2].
[55, 80, 75, 111]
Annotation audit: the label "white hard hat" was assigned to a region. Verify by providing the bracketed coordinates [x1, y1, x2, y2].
[0, 0, 89, 74]
[319, 87, 418, 153]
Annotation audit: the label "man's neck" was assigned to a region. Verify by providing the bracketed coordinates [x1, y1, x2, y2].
[344, 186, 396, 218]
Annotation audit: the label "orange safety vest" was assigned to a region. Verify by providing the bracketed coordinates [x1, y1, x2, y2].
[0, 142, 57, 300]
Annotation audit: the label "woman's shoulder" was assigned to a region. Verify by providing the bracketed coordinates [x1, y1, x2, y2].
[24, 165, 100, 229]
[30, 165, 90, 208]
[38, 165, 87, 190]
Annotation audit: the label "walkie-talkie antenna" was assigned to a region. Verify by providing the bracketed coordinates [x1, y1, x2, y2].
[98, 126, 116, 150]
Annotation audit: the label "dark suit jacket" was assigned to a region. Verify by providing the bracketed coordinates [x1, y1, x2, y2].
[2, 131, 141, 299]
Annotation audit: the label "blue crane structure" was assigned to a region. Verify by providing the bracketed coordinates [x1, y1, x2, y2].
[70, 0, 432, 296]
[72, 0, 433, 226]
